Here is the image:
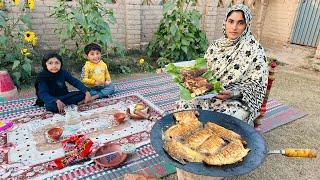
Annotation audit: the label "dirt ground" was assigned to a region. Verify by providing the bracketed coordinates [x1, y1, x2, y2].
[164, 45, 320, 180]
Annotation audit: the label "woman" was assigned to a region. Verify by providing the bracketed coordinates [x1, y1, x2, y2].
[177, 4, 268, 125]
[176, 4, 268, 179]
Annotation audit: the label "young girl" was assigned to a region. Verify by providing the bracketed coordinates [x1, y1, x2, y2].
[35, 52, 92, 113]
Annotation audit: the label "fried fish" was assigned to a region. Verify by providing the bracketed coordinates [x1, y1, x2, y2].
[173, 111, 199, 125]
[163, 122, 202, 141]
[203, 141, 250, 166]
[164, 139, 205, 163]
[205, 122, 246, 144]
[163, 111, 250, 166]
[198, 133, 226, 155]
[184, 129, 213, 150]
[184, 77, 213, 96]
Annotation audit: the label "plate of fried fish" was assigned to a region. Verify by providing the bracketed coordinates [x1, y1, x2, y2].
[150, 110, 267, 177]
[165, 58, 222, 100]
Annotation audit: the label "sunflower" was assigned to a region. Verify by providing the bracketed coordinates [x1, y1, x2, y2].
[31, 37, 37, 46]
[24, 31, 37, 45]
[12, 0, 19, 6]
[28, 0, 34, 10]
[139, 58, 145, 65]
[0, 1, 5, 9]
[21, 48, 31, 56]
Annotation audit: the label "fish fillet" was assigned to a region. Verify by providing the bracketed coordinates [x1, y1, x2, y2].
[163, 122, 202, 141]
[173, 111, 199, 125]
[203, 141, 250, 166]
[184, 129, 213, 149]
[205, 122, 246, 144]
[164, 140, 205, 163]
[198, 134, 226, 155]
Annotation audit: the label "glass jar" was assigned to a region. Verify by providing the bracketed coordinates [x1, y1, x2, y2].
[64, 105, 81, 134]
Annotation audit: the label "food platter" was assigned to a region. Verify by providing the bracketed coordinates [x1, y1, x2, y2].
[150, 110, 267, 177]
[165, 58, 221, 100]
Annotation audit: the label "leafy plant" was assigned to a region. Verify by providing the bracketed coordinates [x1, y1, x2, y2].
[166, 58, 221, 100]
[119, 65, 132, 74]
[51, 0, 123, 62]
[0, 1, 37, 85]
[156, 57, 172, 68]
[138, 58, 154, 72]
[147, 0, 208, 63]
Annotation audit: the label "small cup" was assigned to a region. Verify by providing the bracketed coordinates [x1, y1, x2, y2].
[47, 127, 63, 141]
[114, 112, 126, 124]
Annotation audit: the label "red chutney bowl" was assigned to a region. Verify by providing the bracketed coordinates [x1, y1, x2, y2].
[93, 144, 127, 168]
[114, 112, 126, 124]
[47, 127, 63, 141]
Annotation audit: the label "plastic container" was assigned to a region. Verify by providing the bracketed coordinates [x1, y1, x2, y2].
[0, 71, 18, 100]
[0, 120, 13, 132]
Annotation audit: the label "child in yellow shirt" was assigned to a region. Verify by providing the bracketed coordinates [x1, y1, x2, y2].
[81, 43, 115, 100]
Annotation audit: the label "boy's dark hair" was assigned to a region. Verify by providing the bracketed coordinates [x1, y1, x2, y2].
[42, 52, 63, 70]
[84, 43, 102, 55]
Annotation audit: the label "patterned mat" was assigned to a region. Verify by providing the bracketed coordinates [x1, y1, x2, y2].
[0, 74, 307, 179]
[0, 74, 307, 133]
[51, 143, 176, 180]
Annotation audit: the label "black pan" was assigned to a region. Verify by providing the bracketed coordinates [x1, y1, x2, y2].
[150, 110, 267, 177]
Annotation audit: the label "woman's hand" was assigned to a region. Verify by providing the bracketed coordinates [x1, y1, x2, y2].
[56, 99, 65, 113]
[84, 91, 92, 104]
[216, 90, 232, 100]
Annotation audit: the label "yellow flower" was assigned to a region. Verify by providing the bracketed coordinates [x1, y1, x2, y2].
[31, 37, 37, 46]
[139, 58, 145, 65]
[21, 48, 31, 56]
[24, 31, 37, 45]
[12, 0, 19, 6]
[0, 1, 6, 9]
[28, 0, 34, 10]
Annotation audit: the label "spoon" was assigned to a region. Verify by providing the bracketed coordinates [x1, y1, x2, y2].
[69, 143, 137, 167]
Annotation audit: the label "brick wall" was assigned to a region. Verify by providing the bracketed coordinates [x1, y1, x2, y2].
[141, 5, 162, 44]
[7, 0, 224, 50]
[7, 0, 310, 52]
[212, 0, 306, 49]
[252, 0, 300, 45]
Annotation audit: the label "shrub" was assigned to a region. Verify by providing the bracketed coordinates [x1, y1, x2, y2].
[51, 0, 124, 63]
[147, 0, 208, 64]
[0, 0, 37, 85]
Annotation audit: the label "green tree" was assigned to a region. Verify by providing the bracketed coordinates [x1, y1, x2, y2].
[147, 0, 208, 64]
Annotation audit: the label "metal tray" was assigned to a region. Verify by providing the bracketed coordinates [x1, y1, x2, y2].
[150, 110, 267, 177]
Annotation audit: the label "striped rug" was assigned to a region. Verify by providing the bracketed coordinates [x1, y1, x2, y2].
[0, 73, 307, 133]
[0, 74, 307, 179]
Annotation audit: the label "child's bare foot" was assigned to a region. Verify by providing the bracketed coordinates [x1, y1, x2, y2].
[77, 100, 84, 105]
[92, 95, 99, 101]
